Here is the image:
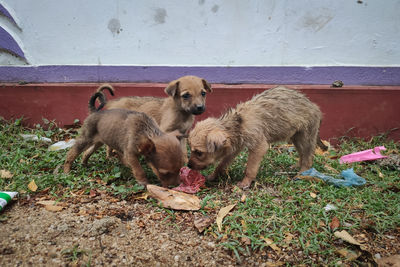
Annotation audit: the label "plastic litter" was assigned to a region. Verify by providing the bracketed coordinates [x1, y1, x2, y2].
[172, 167, 205, 194]
[324, 204, 338, 211]
[20, 134, 52, 143]
[48, 139, 76, 151]
[339, 146, 387, 164]
[300, 168, 366, 187]
[0, 192, 18, 212]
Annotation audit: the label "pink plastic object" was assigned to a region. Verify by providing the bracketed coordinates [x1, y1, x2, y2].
[172, 167, 206, 194]
[339, 146, 388, 164]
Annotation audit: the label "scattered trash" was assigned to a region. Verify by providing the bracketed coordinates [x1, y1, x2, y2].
[330, 216, 340, 230]
[331, 80, 344, 88]
[147, 184, 201, 211]
[216, 204, 236, 232]
[324, 204, 338, 211]
[339, 146, 387, 164]
[48, 139, 76, 151]
[172, 167, 206, 194]
[0, 192, 18, 212]
[299, 168, 366, 187]
[20, 134, 52, 143]
[194, 215, 214, 233]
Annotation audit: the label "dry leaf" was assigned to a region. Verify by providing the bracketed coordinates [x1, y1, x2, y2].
[334, 230, 361, 246]
[240, 194, 247, 202]
[37, 200, 56, 206]
[330, 216, 340, 230]
[134, 192, 149, 200]
[336, 248, 362, 261]
[266, 262, 284, 267]
[216, 204, 236, 232]
[284, 233, 294, 244]
[28, 180, 38, 192]
[310, 192, 317, 198]
[0, 169, 13, 179]
[241, 236, 251, 245]
[261, 236, 281, 253]
[44, 205, 63, 212]
[147, 184, 201, 211]
[194, 216, 213, 233]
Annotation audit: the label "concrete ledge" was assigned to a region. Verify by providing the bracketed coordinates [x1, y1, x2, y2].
[1, 83, 399, 142]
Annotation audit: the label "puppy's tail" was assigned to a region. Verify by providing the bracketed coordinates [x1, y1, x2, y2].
[88, 84, 115, 113]
[96, 83, 115, 96]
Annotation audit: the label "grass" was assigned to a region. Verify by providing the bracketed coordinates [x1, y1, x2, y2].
[1, 117, 399, 265]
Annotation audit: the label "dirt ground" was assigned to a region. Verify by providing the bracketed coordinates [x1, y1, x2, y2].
[1, 191, 399, 266]
[0, 193, 260, 267]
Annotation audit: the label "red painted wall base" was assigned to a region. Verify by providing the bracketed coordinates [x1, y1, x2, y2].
[1, 83, 399, 143]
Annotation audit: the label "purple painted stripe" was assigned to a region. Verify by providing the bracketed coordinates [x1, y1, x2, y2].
[0, 27, 25, 59]
[0, 66, 399, 85]
[0, 4, 17, 26]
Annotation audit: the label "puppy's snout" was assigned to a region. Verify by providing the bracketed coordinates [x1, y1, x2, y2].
[196, 105, 205, 112]
[192, 105, 205, 115]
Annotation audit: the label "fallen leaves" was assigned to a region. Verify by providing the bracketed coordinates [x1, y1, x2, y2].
[334, 230, 361, 246]
[147, 184, 201, 211]
[194, 215, 214, 233]
[261, 236, 281, 253]
[216, 204, 236, 232]
[0, 169, 13, 179]
[36, 200, 63, 212]
[28, 180, 38, 192]
[330, 216, 340, 230]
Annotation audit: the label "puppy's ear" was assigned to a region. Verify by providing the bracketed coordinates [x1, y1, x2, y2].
[202, 79, 212, 93]
[165, 80, 180, 97]
[169, 130, 188, 141]
[206, 129, 227, 153]
[137, 137, 156, 156]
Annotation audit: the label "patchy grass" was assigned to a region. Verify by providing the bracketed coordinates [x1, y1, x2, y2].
[1, 118, 399, 265]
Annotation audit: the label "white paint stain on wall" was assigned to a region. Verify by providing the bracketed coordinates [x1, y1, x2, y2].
[0, 0, 399, 66]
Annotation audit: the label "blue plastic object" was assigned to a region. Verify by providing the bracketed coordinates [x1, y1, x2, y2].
[300, 168, 366, 187]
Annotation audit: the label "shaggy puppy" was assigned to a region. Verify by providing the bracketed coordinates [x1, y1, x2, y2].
[188, 86, 327, 189]
[64, 109, 185, 187]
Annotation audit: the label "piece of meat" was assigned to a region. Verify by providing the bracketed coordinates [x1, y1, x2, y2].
[172, 167, 205, 194]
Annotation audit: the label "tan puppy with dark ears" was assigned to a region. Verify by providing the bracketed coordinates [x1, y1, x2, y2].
[64, 108, 185, 187]
[89, 75, 212, 160]
[188, 86, 327, 189]
[91, 75, 212, 135]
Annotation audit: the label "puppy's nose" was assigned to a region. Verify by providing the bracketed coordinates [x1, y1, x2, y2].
[196, 105, 205, 112]
[187, 162, 193, 168]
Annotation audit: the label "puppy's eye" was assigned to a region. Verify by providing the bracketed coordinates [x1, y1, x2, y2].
[201, 91, 206, 97]
[194, 150, 203, 157]
[182, 93, 191, 100]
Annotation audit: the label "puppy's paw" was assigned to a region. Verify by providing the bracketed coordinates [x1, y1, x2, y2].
[206, 173, 217, 181]
[237, 177, 253, 189]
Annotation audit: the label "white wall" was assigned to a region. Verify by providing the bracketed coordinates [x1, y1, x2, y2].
[1, 0, 400, 66]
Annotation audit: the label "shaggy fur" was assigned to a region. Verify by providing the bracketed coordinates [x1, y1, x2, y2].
[188, 86, 327, 189]
[64, 109, 185, 187]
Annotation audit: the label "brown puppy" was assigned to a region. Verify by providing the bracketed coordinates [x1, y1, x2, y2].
[64, 108, 185, 187]
[91, 75, 212, 134]
[90, 76, 212, 160]
[188, 86, 327, 189]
